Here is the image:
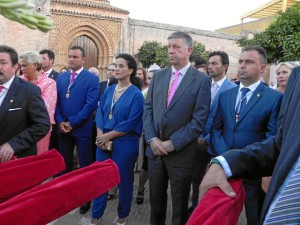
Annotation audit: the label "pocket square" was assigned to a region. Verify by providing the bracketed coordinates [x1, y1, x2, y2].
[8, 108, 22, 111]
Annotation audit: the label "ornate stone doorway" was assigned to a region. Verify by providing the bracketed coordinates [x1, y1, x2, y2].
[70, 35, 99, 70]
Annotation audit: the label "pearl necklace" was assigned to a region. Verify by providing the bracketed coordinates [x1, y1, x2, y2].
[115, 83, 131, 92]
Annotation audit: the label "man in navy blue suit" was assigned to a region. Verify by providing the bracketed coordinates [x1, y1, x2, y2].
[210, 45, 282, 224]
[55, 46, 99, 214]
[189, 51, 236, 214]
[200, 66, 300, 225]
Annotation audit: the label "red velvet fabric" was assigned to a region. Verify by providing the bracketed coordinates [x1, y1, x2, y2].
[186, 179, 246, 225]
[0, 150, 65, 203]
[0, 159, 120, 225]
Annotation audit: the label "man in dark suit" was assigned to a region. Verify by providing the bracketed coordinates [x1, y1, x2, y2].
[55, 46, 99, 214]
[39, 49, 59, 81]
[39, 49, 60, 151]
[143, 31, 211, 225]
[210, 46, 282, 224]
[0, 45, 50, 162]
[200, 65, 300, 225]
[189, 51, 237, 214]
[99, 63, 117, 97]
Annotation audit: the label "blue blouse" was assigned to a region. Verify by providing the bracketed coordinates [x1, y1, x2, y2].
[96, 84, 144, 140]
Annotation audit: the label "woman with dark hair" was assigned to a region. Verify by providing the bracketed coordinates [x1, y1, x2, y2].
[136, 67, 148, 97]
[90, 54, 144, 225]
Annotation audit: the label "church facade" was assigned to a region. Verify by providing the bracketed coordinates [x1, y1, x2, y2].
[0, 0, 242, 80]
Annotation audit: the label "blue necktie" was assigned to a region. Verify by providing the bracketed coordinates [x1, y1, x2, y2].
[264, 164, 300, 224]
[239, 87, 250, 113]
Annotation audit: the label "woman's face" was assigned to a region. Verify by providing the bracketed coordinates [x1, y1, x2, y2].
[115, 58, 133, 81]
[146, 71, 154, 85]
[19, 59, 38, 80]
[136, 69, 145, 82]
[276, 65, 292, 87]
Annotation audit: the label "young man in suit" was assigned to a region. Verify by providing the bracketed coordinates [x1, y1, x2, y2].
[39, 49, 59, 81]
[200, 65, 300, 225]
[39, 49, 60, 151]
[210, 45, 282, 224]
[0, 45, 50, 162]
[99, 63, 117, 97]
[189, 51, 237, 214]
[143, 31, 211, 225]
[55, 46, 99, 214]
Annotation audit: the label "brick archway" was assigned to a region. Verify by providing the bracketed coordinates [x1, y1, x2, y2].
[50, 18, 117, 79]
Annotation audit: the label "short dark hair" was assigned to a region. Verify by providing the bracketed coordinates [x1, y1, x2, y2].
[0, 45, 18, 65]
[168, 31, 193, 48]
[191, 56, 206, 67]
[208, 51, 229, 66]
[69, 46, 85, 57]
[241, 45, 267, 64]
[39, 49, 55, 61]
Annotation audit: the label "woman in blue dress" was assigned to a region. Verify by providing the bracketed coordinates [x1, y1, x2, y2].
[90, 54, 144, 225]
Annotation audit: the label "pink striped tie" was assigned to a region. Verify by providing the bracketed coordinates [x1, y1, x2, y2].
[167, 71, 180, 107]
[70, 72, 77, 83]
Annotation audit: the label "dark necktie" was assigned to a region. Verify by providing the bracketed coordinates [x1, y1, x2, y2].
[235, 87, 250, 122]
[264, 163, 300, 224]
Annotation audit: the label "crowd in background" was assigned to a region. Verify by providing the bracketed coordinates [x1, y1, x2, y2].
[0, 29, 300, 225]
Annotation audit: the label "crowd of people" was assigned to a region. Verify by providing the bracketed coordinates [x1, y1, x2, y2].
[0, 29, 299, 225]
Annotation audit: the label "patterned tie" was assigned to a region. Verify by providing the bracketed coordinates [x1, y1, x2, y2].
[264, 164, 300, 224]
[239, 87, 250, 113]
[70, 72, 77, 84]
[211, 82, 219, 102]
[167, 71, 180, 107]
[0, 85, 4, 92]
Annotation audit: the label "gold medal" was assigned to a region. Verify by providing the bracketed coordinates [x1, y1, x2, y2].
[109, 113, 112, 119]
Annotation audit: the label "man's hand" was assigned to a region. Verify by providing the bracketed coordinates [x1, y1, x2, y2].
[149, 138, 168, 156]
[199, 164, 236, 201]
[160, 140, 175, 153]
[58, 122, 71, 134]
[0, 143, 14, 162]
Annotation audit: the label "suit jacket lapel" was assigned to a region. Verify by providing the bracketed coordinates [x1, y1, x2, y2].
[236, 82, 264, 124]
[0, 77, 18, 124]
[161, 68, 172, 110]
[230, 87, 239, 124]
[166, 67, 194, 110]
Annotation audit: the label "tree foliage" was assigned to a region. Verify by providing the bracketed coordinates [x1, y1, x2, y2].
[237, 4, 300, 63]
[136, 40, 210, 69]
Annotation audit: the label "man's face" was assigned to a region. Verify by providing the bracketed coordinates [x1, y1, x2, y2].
[237, 50, 265, 86]
[167, 38, 192, 68]
[208, 55, 227, 80]
[68, 49, 85, 71]
[40, 53, 53, 71]
[107, 64, 116, 79]
[0, 52, 18, 85]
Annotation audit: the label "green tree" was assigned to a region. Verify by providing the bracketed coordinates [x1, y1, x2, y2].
[136, 40, 210, 69]
[136, 41, 163, 68]
[237, 4, 300, 63]
[190, 41, 210, 62]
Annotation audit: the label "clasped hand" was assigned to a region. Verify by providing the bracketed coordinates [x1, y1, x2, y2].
[150, 139, 175, 156]
[95, 133, 110, 149]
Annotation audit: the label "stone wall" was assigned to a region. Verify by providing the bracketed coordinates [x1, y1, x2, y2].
[127, 19, 242, 77]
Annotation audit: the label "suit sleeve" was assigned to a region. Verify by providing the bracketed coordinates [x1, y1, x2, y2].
[169, 76, 211, 151]
[54, 76, 63, 124]
[143, 73, 159, 142]
[8, 85, 50, 153]
[223, 131, 281, 179]
[69, 75, 100, 128]
[210, 97, 230, 156]
[265, 93, 282, 138]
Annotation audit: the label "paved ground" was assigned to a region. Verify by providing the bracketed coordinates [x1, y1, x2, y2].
[48, 171, 247, 225]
